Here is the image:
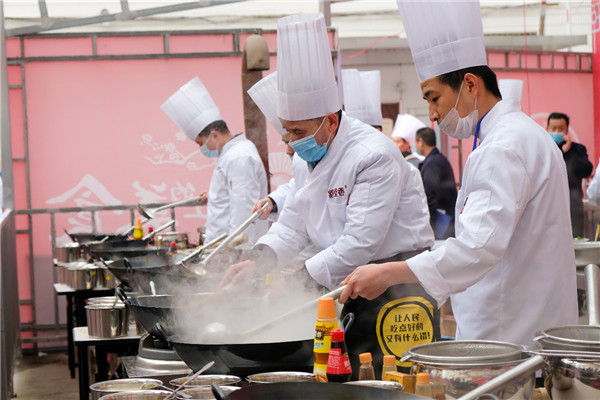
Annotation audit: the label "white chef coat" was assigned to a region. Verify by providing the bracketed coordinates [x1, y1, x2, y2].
[407, 99, 578, 347]
[268, 154, 308, 221]
[205, 134, 268, 245]
[586, 157, 600, 205]
[257, 113, 434, 289]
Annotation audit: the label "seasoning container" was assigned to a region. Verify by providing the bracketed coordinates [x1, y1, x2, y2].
[381, 354, 397, 379]
[358, 352, 375, 381]
[432, 376, 446, 400]
[414, 372, 433, 398]
[169, 241, 177, 254]
[326, 328, 352, 383]
[313, 297, 338, 382]
[132, 218, 144, 240]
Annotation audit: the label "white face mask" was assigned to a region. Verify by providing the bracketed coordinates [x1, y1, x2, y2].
[438, 82, 478, 139]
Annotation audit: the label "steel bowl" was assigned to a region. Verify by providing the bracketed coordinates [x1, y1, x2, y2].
[98, 390, 172, 400]
[176, 385, 241, 399]
[403, 340, 524, 365]
[535, 325, 600, 352]
[245, 371, 316, 384]
[86, 303, 129, 338]
[90, 379, 162, 400]
[169, 375, 241, 388]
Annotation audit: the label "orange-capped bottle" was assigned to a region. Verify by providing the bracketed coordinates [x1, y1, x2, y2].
[132, 218, 144, 240]
[313, 297, 338, 382]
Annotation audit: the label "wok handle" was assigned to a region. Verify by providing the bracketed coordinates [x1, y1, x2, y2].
[342, 312, 354, 332]
[115, 287, 128, 302]
[199, 202, 269, 268]
[142, 220, 175, 240]
[457, 355, 545, 400]
[585, 264, 600, 325]
[153, 195, 203, 213]
[211, 384, 229, 400]
[154, 322, 171, 344]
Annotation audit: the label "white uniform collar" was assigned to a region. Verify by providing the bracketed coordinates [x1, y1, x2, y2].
[220, 133, 245, 156]
[478, 99, 521, 143]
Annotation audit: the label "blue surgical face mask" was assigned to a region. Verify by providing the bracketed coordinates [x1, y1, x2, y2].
[550, 133, 564, 146]
[200, 136, 219, 158]
[289, 117, 332, 163]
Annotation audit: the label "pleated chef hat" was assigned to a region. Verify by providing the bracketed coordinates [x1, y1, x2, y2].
[396, 0, 487, 82]
[342, 69, 383, 127]
[161, 77, 222, 141]
[391, 114, 426, 150]
[248, 72, 286, 136]
[277, 13, 340, 121]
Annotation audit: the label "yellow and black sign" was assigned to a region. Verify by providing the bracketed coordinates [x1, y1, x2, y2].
[375, 296, 435, 368]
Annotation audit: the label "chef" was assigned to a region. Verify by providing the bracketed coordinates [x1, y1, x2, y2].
[340, 0, 578, 348]
[341, 68, 383, 131]
[224, 13, 437, 378]
[161, 77, 268, 245]
[247, 72, 309, 223]
[391, 113, 427, 167]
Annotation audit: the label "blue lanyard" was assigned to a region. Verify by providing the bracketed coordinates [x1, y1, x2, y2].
[472, 110, 490, 151]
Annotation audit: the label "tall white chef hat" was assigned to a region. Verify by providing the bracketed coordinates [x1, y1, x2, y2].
[160, 77, 222, 141]
[498, 79, 523, 102]
[247, 72, 286, 136]
[391, 114, 426, 150]
[277, 13, 340, 121]
[396, 0, 487, 82]
[342, 69, 383, 127]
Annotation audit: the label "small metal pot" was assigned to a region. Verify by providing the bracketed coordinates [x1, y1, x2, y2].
[56, 242, 84, 263]
[176, 386, 241, 399]
[245, 371, 316, 384]
[169, 375, 241, 388]
[98, 390, 172, 400]
[90, 379, 162, 400]
[155, 232, 189, 250]
[68, 264, 100, 290]
[86, 303, 129, 338]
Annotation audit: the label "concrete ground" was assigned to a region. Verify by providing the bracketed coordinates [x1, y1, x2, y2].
[12, 352, 78, 400]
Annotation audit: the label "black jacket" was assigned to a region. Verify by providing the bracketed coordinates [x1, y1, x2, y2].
[419, 148, 458, 238]
[562, 142, 593, 237]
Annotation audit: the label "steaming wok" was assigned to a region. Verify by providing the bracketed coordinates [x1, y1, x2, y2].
[66, 232, 129, 244]
[211, 382, 428, 400]
[106, 254, 211, 294]
[156, 322, 315, 377]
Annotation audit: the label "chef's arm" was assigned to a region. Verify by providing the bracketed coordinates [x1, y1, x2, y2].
[305, 152, 404, 289]
[406, 146, 530, 307]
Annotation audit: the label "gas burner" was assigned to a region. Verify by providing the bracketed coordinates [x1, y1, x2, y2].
[122, 334, 191, 381]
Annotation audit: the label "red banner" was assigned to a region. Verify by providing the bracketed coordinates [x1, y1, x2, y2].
[593, 0, 600, 163]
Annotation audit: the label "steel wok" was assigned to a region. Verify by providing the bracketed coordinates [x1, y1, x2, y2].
[106, 254, 210, 294]
[66, 232, 129, 244]
[211, 382, 429, 400]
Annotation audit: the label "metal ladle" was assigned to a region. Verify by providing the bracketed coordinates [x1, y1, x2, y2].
[137, 196, 204, 220]
[145, 360, 214, 400]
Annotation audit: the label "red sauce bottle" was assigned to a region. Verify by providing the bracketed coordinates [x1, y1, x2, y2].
[326, 328, 352, 382]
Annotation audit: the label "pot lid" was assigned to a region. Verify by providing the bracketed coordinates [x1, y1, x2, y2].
[404, 340, 524, 365]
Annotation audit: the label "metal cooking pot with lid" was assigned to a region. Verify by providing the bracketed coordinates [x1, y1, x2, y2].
[401, 340, 535, 399]
[55, 242, 85, 263]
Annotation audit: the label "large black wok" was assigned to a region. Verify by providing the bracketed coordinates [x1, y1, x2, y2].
[66, 232, 129, 244]
[211, 382, 429, 400]
[106, 254, 210, 294]
[157, 323, 314, 377]
[84, 239, 167, 261]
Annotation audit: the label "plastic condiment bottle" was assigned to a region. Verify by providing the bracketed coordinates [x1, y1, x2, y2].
[326, 328, 352, 383]
[132, 218, 144, 240]
[313, 297, 339, 382]
[414, 372, 434, 398]
[381, 354, 397, 380]
[358, 352, 375, 381]
[168, 241, 177, 254]
[146, 226, 154, 245]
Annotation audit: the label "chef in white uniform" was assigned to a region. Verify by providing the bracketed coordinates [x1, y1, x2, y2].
[161, 77, 268, 245]
[225, 13, 436, 378]
[247, 72, 308, 222]
[340, 0, 578, 348]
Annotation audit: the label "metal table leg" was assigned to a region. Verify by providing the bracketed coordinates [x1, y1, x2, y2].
[77, 340, 90, 400]
[66, 293, 75, 379]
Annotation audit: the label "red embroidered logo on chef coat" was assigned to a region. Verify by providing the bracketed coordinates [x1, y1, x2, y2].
[328, 187, 346, 199]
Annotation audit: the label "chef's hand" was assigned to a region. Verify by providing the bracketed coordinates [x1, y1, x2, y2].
[252, 197, 274, 220]
[339, 261, 419, 303]
[219, 259, 256, 288]
[200, 192, 208, 205]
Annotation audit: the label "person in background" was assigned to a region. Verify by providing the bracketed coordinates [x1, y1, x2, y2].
[547, 112, 593, 238]
[414, 127, 457, 239]
[161, 77, 268, 245]
[340, 0, 577, 349]
[391, 113, 426, 167]
[224, 13, 436, 379]
[341, 68, 383, 131]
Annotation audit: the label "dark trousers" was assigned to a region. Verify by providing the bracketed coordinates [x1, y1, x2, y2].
[341, 248, 440, 380]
